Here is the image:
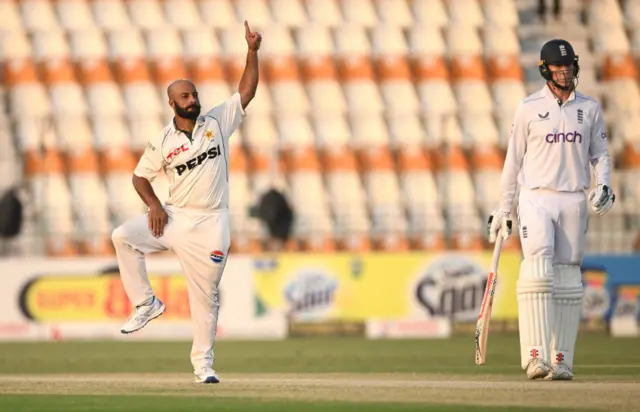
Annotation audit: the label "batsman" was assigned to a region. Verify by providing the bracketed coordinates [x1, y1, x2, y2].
[487, 39, 614, 380]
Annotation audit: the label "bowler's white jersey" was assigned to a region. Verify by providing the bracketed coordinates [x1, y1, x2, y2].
[134, 93, 245, 211]
[499, 85, 611, 212]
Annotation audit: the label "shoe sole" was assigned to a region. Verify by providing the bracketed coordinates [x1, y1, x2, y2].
[552, 373, 573, 381]
[120, 304, 166, 334]
[195, 376, 220, 384]
[528, 367, 550, 380]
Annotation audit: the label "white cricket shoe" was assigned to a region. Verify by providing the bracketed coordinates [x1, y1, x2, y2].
[194, 368, 220, 384]
[120, 297, 166, 334]
[546, 363, 574, 380]
[525, 358, 550, 380]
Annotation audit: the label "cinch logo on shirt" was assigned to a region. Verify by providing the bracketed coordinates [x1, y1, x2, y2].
[545, 131, 582, 144]
[175, 145, 222, 176]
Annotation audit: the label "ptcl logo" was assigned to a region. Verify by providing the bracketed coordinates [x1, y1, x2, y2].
[166, 144, 189, 161]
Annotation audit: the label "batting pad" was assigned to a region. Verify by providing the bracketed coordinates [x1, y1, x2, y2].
[551, 265, 584, 369]
[517, 256, 554, 369]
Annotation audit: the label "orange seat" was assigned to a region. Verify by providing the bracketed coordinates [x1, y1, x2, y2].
[114, 58, 152, 84]
[412, 54, 449, 82]
[3, 59, 39, 87]
[41, 58, 78, 85]
[376, 55, 412, 81]
[152, 58, 190, 87]
[188, 56, 226, 83]
[602, 54, 638, 81]
[487, 55, 524, 83]
[470, 146, 504, 171]
[451, 55, 487, 82]
[301, 55, 338, 81]
[78, 59, 115, 85]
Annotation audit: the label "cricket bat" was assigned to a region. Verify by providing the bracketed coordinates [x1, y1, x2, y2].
[475, 233, 504, 365]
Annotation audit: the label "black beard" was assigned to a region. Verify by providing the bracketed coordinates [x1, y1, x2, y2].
[175, 104, 201, 120]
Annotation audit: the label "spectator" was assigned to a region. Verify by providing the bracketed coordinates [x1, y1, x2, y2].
[538, 0, 561, 22]
[257, 188, 294, 251]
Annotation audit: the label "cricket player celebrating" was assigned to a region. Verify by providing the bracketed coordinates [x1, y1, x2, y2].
[487, 39, 614, 380]
[111, 21, 261, 384]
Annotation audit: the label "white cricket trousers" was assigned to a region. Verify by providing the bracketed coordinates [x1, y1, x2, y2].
[111, 206, 230, 372]
[518, 188, 588, 265]
[516, 189, 587, 370]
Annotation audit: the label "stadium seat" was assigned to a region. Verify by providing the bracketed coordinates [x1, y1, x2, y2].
[20, 0, 59, 31]
[375, 0, 413, 28]
[275, 114, 315, 150]
[624, 0, 640, 28]
[164, 0, 202, 28]
[311, 114, 352, 150]
[93, 116, 133, 154]
[233, 0, 273, 29]
[335, 26, 384, 114]
[286, 147, 334, 251]
[340, 0, 378, 27]
[147, 27, 189, 89]
[471, 147, 504, 217]
[458, 114, 500, 148]
[587, 0, 624, 28]
[454, 81, 494, 115]
[387, 113, 425, 149]
[127, 0, 165, 29]
[26, 150, 78, 256]
[323, 149, 371, 251]
[360, 148, 409, 251]
[297, 25, 347, 114]
[67, 149, 114, 256]
[592, 25, 630, 57]
[242, 114, 279, 151]
[349, 113, 391, 151]
[56, 0, 95, 31]
[397, 147, 446, 250]
[492, 81, 527, 121]
[92, 0, 132, 31]
[229, 149, 262, 253]
[412, 0, 448, 28]
[437, 146, 483, 250]
[270, 0, 307, 27]
[197, 0, 237, 28]
[371, 25, 420, 114]
[305, 0, 342, 27]
[103, 148, 147, 224]
[482, 0, 519, 27]
[447, 0, 484, 28]
[0, 0, 23, 31]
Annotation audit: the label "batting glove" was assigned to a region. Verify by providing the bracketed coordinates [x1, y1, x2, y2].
[487, 209, 512, 243]
[588, 184, 615, 216]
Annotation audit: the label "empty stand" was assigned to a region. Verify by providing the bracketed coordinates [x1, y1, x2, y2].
[1, 0, 638, 256]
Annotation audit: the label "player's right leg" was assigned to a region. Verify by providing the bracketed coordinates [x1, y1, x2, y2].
[517, 189, 556, 379]
[111, 213, 171, 334]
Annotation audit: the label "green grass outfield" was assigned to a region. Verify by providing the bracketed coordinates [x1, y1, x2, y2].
[0, 333, 638, 411]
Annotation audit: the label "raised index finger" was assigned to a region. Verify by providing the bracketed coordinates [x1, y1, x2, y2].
[244, 20, 251, 35]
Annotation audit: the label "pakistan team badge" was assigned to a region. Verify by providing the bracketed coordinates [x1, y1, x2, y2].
[205, 129, 214, 140]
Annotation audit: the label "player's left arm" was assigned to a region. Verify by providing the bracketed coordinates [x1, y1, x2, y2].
[205, 21, 261, 140]
[238, 20, 261, 110]
[588, 102, 615, 215]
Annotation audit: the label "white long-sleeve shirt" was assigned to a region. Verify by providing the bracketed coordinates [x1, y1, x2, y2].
[499, 85, 611, 213]
[134, 92, 245, 211]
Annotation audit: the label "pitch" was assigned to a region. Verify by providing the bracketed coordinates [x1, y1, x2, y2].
[0, 334, 638, 411]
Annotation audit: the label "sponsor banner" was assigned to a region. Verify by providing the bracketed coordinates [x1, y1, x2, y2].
[0, 257, 286, 341]
[610, 285, 640, 337]
[253, 252, 522, 326]
[581, 255, 640, 333]
[366, 318, 451, 339]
